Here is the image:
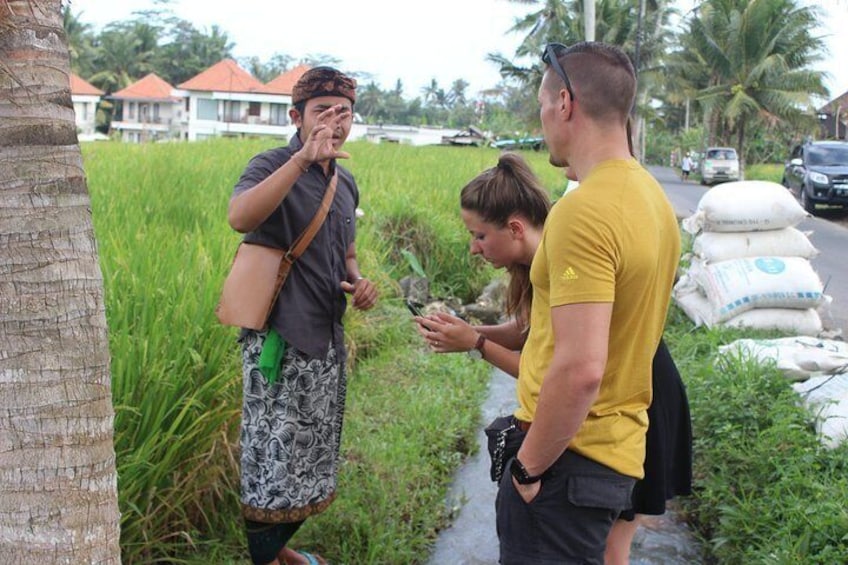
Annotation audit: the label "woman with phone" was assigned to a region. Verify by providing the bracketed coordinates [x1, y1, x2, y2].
[414, 152, 692, 565]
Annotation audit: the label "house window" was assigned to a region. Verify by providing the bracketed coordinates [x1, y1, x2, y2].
[223, 100, 241, 122]
[269, 103, 287, 126]
[128, 102, 136, 120]
[248, 102, 260, 116]
[153, 103, 160, 122]
[197, 98, 217, 120]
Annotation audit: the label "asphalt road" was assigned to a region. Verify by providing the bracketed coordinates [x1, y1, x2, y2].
[649, 165, 848, 334]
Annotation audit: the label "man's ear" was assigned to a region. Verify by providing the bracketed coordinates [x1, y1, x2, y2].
[289, 107, 302, 127]
[560, 89, 574, 119]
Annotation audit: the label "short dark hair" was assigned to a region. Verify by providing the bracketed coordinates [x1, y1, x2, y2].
[545, 42, 636, 125]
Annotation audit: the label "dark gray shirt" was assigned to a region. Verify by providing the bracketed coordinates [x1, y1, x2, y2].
[233, 134, 359, 362]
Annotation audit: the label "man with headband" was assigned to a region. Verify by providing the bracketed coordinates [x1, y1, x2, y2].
[228, 66, 378, 565]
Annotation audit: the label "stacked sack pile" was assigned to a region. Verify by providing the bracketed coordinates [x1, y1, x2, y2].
[673, 180, 830, 336]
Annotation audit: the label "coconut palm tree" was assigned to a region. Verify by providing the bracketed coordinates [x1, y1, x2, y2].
[0, 1, 121, 562]
[62, 6, 98, 78]
[88, 21, 157, 92]
[675, 0, 828, 168]
[491, 0, 676, 156]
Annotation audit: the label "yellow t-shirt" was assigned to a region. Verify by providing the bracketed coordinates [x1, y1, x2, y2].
[515, 158, 681, 478]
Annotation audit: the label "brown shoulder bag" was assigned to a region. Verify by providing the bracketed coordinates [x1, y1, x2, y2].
[215, 172, 338, 330]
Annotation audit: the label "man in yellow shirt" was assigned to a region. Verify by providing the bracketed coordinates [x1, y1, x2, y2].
[498, 42, 681, 564]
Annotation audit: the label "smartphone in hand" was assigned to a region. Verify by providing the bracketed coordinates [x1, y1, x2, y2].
[405, 300, 432, 330]
[405, 300, 424, 317]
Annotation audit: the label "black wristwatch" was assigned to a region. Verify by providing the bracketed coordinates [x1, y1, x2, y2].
[510, 457, 543, 485]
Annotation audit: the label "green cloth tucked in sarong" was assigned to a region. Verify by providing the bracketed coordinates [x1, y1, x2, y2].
[258, 328, 287, 385]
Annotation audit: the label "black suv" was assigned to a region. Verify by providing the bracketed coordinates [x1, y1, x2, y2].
[782, 140, 848, 213]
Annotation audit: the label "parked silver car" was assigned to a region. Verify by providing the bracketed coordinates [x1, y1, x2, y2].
[700, 147, 740, 185]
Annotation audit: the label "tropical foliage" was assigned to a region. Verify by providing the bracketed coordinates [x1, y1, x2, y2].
[668, 0, 828, 167]
[63, 0, 834, 158]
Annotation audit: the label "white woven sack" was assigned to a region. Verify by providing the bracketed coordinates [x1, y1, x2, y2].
[673, 285, 824, 336]
[681, 181, 808, 234]
[672, 285, 717, 326]
[692, 227, 818, 263]
[722, 308, 824, 336]
[687, 256, 825, 322]
[719, 336, 848, 382]
[793, 374, 848, 448]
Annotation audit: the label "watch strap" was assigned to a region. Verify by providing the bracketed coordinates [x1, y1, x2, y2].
[510, 457, 543, 485]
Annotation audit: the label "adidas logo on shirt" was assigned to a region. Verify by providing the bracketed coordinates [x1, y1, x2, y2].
[560, 267, 578, 281]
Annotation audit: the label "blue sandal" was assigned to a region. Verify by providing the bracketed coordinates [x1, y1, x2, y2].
[295, 550, 326, 565]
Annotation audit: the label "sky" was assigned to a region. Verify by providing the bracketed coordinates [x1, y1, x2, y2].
[67, 0, 848, 102]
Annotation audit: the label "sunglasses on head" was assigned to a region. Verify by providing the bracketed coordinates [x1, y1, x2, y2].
[541, 43, 575, 102]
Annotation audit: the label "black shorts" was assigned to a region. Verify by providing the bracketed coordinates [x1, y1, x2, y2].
[496, 450, 635, 564]
[244, 519, 304, 565]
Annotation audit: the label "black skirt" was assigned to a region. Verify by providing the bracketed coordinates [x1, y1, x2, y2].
[620, 339, 693, 520]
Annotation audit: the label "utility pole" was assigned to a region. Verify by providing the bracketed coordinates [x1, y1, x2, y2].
[632, 0, 646, 161]
[584, 0, 595, 41]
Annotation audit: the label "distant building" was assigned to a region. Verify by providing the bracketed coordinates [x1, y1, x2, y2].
[818, 90, 848, 140]
[69, 73, 104, 141]
[178, 60, 310, 141]
[74, 59, 462, 146]
[110, 73, 187, 143]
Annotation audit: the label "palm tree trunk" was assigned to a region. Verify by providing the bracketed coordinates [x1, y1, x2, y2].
[0, 1, 121, 562]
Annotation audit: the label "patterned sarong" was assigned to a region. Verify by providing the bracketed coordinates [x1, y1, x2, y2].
[239, 330, 346, 523]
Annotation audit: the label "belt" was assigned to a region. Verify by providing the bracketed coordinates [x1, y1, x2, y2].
[516, 419, 532, 432]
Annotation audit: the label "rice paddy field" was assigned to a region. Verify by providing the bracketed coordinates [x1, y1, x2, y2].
[81, 140, 848, 564]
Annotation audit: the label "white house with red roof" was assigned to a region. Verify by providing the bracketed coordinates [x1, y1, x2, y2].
[110, 73, 187, 143]
[177, 60, 310, 141]
[87, 60, 436, 144]
[69, 73, 104, 141]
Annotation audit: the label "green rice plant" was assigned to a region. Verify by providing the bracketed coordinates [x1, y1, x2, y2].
[85, 141, 251, 562]
[745, 163, 784, 183]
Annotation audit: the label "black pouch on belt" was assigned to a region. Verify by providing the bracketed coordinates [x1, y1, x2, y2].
[484, 415, 527, 482]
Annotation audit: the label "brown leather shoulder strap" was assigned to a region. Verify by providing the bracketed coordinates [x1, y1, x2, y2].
[287, 172, 338, 260]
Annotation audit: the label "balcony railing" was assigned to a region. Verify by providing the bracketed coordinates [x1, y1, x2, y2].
[219, 115, 290, 126]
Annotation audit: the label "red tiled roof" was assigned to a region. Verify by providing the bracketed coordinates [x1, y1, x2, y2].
[112, 73, 179, 101]
[258, 64, 311, 95]
[178, 59, 264, 93]
[69, 73, 103, 96]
